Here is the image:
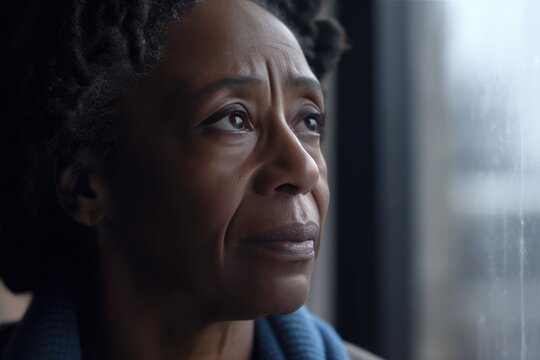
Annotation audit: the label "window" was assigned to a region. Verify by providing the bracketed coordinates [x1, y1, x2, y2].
[370, 1, 540, 359]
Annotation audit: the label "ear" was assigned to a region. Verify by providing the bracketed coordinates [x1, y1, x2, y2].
[56, 149, 111, 227]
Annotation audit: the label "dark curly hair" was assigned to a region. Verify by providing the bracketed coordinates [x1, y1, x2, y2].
[0, 0, 347, 293]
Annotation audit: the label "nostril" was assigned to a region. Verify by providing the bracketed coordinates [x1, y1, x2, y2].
[275, 183, 299, 194]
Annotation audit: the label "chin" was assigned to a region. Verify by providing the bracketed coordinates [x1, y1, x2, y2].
[222, 269, 313, 320]
[265, 273, 312, 314]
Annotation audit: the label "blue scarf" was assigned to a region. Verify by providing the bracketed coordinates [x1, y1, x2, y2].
[2, 288, 350, 360]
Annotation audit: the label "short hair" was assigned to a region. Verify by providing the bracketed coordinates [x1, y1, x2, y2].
[0, 0, 347, 293]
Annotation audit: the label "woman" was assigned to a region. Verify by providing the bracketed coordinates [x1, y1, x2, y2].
[0, 0, 381, 359]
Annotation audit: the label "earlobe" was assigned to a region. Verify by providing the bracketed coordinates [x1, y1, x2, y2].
[56, 151, 110, 227]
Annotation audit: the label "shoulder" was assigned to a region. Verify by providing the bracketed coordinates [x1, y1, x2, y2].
[344, 341, 384, 360]
[0, 322, 18, 355]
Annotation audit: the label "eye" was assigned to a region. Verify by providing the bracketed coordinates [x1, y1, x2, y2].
[296, 112, 325, 135]
[204, 107, 253, 132]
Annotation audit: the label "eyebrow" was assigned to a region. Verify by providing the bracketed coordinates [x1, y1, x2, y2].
[184, 74, 323, 107]
[189, 76, 263, 103]
[287, 76, 323, 95]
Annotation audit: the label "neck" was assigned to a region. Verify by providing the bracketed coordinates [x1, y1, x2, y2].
[102, 300, 254, 360]
[81, 243, 254, 360]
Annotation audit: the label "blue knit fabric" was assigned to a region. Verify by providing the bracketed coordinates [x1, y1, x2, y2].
[254, 307, 350, 360]
[1, 287, 81, 360]
[2, 291, 350, 360]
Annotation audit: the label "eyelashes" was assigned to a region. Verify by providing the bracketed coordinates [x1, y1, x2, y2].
[202, 107, 253, 132]
[296, 111, 326, 135]
[201, 104, 326, 135]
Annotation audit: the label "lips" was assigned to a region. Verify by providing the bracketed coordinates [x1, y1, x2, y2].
[238, 222, 319, 258]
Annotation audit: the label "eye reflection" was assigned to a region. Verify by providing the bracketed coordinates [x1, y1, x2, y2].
[207, 110, 251, 132]
[297, 112, 325, 135]
[305, 117, 319, 132]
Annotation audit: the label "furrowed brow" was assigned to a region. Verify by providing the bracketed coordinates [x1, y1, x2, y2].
[287, 76, 323, 96]
[189, 76, 263, 102]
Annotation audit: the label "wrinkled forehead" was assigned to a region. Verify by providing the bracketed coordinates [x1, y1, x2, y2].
[158, 0, 313, 88]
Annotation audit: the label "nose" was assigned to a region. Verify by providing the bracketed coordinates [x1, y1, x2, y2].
[253, 122, 320, 196]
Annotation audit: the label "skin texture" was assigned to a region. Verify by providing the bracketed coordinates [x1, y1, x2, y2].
[58, 0, 329, 359]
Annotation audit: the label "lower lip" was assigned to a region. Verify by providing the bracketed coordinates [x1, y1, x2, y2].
[242, 240, 315, 258]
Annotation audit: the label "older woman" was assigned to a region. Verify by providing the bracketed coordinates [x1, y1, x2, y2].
[0, 0, 381, 359]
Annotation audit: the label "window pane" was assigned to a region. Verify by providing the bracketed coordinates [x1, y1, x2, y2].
[403, 1, 540, 359]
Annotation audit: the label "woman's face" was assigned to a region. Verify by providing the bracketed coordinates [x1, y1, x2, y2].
[106, 0, 329, 318]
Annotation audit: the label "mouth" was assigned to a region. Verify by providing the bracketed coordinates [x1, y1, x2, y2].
[238, 222, 319, 259]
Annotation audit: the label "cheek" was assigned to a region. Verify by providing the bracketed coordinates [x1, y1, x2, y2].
[313, 152, 330, 224]
[314, 179, 330, 221]
[110, 138, 248, 290]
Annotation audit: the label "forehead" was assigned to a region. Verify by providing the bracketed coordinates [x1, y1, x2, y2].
[158, 0, 314, 90]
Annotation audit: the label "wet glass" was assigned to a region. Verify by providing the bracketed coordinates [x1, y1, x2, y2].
[392, 1, 540, 359]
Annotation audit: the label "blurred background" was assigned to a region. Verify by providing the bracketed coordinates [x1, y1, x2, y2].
[3, 1, 540, 360]
[324, 1, 540, 359]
